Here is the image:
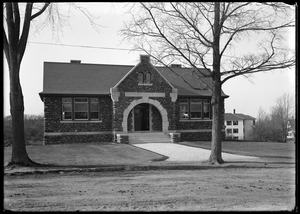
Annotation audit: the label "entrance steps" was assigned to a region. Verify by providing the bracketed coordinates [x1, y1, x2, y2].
[128, 132, 172, 144]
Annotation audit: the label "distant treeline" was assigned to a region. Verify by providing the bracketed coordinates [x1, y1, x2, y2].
[4, 114, 44, 146]
[249, 93, 295, 143]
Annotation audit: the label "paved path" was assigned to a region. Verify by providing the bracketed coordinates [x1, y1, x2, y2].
[133, 143, 260, 162]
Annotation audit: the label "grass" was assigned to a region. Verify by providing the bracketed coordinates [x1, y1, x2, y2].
[4, 141, 295, 167]
[4, 143, 167, 167]
[179, 141, 295, 159]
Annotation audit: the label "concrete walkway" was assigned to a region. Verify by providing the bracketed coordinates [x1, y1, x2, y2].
[133, 143, 260, 162]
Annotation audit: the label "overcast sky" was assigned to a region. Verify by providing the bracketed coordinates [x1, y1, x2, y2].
[3, 3, 296, 118]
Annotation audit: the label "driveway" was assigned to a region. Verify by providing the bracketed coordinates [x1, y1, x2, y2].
[133, 143, 260, 162]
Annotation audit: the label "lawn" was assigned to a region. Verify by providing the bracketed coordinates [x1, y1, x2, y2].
[4, 141, 295, 167]
[4, 143, 167, 167]
[179, 141, 295, 159]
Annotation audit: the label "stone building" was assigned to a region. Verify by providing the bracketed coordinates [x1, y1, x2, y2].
[39, 55, 229, 144]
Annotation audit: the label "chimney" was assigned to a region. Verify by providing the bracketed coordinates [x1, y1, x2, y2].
[70, 60, 81, 64]
[140, 55, 150, 63]
[171, 64, 182, 68]
[233, 109, 236, 114]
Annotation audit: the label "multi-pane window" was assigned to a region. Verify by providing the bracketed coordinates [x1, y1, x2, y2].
[190, 99, 202, 119]
[179, 99, 189, 119]
[233, 128, 239, 133]
[203, 99, 210, 119]
[62, 98, 72, 120]
[90, 98, 99, 120]
[227, 129, 232, 134]
[62, 97, 100, 121]
[227, 121, 232, 125]
[74, 98, 88, 120]
[179, 98, 212, 120]
[233, 120, 238, 125]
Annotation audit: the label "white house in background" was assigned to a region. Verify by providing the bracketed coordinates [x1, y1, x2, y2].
[224, 109, 255, 140]
[287, 119, 295, 142]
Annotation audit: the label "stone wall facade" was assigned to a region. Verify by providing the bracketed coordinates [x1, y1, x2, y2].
[110, 55, 177, 134]
[173, 97, 226, 141]
[42, 55, 227, 144]
[151, 105, 162, 131]
[43, 95, 113, 144]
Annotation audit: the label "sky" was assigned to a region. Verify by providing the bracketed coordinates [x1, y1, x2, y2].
[3, 3, 296, 118]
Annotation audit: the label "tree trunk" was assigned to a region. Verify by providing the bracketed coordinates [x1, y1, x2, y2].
[7, 55, 33, 166]
[208, 79, 224, 164]
[206, 2, 224, 164]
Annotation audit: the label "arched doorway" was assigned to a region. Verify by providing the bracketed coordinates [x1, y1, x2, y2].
[133, 103, 150, 131]
[122, 98, 169, 133]
[127, 103, 163, 132]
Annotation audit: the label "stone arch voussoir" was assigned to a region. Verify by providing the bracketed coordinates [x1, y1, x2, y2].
[122, 98, 169, 133]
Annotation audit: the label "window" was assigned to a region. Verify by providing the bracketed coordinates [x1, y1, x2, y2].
[90, 98, 99, 120]
[226, 121, 232, 125]
[190, 99, 202, 119]
[62, 97, 72, 120]
[179, 99, 189, 119]
[138, 72, 144, 84]
[203, 99, 210, 119]
[233, 128, 238, 133]
[145, 72, 151, 84]
[233, 120, 238, 125]
[179, 98, 212, 120]
[74, 97, 88, 120]
[62, 97, 101, 121]
[227, 129, 232, 134]
[138, 72, 151, 84]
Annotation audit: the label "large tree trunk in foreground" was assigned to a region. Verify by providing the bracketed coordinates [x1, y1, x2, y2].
[207, 2, 224, 164]
[3, 3, 44, 167]
[208, 78, 224, 164]
[8, 56, 33, 166]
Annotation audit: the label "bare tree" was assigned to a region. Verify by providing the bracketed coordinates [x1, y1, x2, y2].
[122, 2, 295, 164]
[250, 107, 272, 142]
[271, 93, 294, 142]
[3, 3, 100, 166]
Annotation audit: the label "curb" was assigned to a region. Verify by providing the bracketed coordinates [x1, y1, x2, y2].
[4, 162, 287, 176]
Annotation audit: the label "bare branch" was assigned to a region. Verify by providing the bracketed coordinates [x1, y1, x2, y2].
[3, 27, 10, 66]
[122, 2, 295, 90]
[17, 3, 33, 65]
[144, 50, 212, 92]
[170, 3, 213, 47]
[30, 2, 50, 20]
[68, 3, 103, 33]
[12, 3, 20, 39]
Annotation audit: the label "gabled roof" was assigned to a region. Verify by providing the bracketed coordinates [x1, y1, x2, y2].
[156, 66, 216, 96]
[40, 61, 229, 98]
[113, 55, 175, 90]
[41, 62, 131, 95]
[225, 113, 255, 121]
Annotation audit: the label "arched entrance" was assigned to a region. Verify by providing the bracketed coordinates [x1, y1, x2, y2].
[122, 98, 169, 133]
[133, 103, 150, 131]
[127, 103, 163, 132]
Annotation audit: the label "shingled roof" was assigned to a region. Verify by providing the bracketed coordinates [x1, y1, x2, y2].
[40, 61, 229, 98]
[224, 113, 255, 121]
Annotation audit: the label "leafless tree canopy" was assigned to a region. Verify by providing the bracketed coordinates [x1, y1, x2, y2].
[251, 93, 294, 142]
[122, 2, 295, 84]
[3, 2, 102, 166]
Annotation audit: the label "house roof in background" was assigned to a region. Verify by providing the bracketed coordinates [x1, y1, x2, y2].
[224, 113, 256, 121]
[40, 61, 229, 97]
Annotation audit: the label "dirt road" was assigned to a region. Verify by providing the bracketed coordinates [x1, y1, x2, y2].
[4, 167, 295, 211]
